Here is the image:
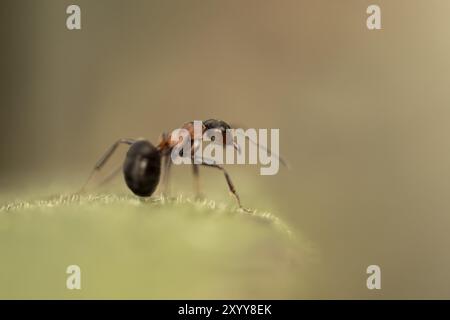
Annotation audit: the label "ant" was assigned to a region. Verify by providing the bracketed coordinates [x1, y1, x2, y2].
[81, 119, 285, 209]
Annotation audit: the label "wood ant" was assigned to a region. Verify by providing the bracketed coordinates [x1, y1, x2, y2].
[81, 119, 285, 209]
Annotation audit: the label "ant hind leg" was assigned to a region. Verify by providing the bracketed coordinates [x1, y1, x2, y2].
[80, 138, 136, 192]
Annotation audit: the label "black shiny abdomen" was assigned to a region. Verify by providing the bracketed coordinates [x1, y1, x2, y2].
[123, 140, 161, 197]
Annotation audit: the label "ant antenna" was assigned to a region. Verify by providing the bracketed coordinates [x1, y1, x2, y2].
[234, 130, 291, 169]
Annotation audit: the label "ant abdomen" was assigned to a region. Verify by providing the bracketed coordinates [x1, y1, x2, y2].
[123, 140, 161, 197]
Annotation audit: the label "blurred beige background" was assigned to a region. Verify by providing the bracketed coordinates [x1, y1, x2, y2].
[2, 0, 450, 298]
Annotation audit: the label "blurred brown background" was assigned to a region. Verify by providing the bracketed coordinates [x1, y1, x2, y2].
[2, 0, 450, 298]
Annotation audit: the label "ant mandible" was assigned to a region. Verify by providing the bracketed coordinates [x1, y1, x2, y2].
[81, 119, 249, 209]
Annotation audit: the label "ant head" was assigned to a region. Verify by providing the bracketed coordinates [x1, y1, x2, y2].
[123, 140, 161, 197]
[203, 119, 234, 145]
[203, 119, 231, 131]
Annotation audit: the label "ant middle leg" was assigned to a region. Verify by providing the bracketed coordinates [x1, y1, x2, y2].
[192, 164, 204, 200]
[161, 154, 172, 197]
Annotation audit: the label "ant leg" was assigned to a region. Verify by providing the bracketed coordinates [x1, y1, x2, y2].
[192, 164, 204, 200]
[97, 164, 123, 187]
[161, 154, 172, 197]
[80, 138, 136, 192]
[199, 162, 244, 209]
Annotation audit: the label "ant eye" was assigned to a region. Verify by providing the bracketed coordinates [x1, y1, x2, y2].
[211, 136, 215, 141]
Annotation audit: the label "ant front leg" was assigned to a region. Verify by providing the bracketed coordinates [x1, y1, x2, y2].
[80, 138, 136, 192]
[199, 161, 246, 210]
